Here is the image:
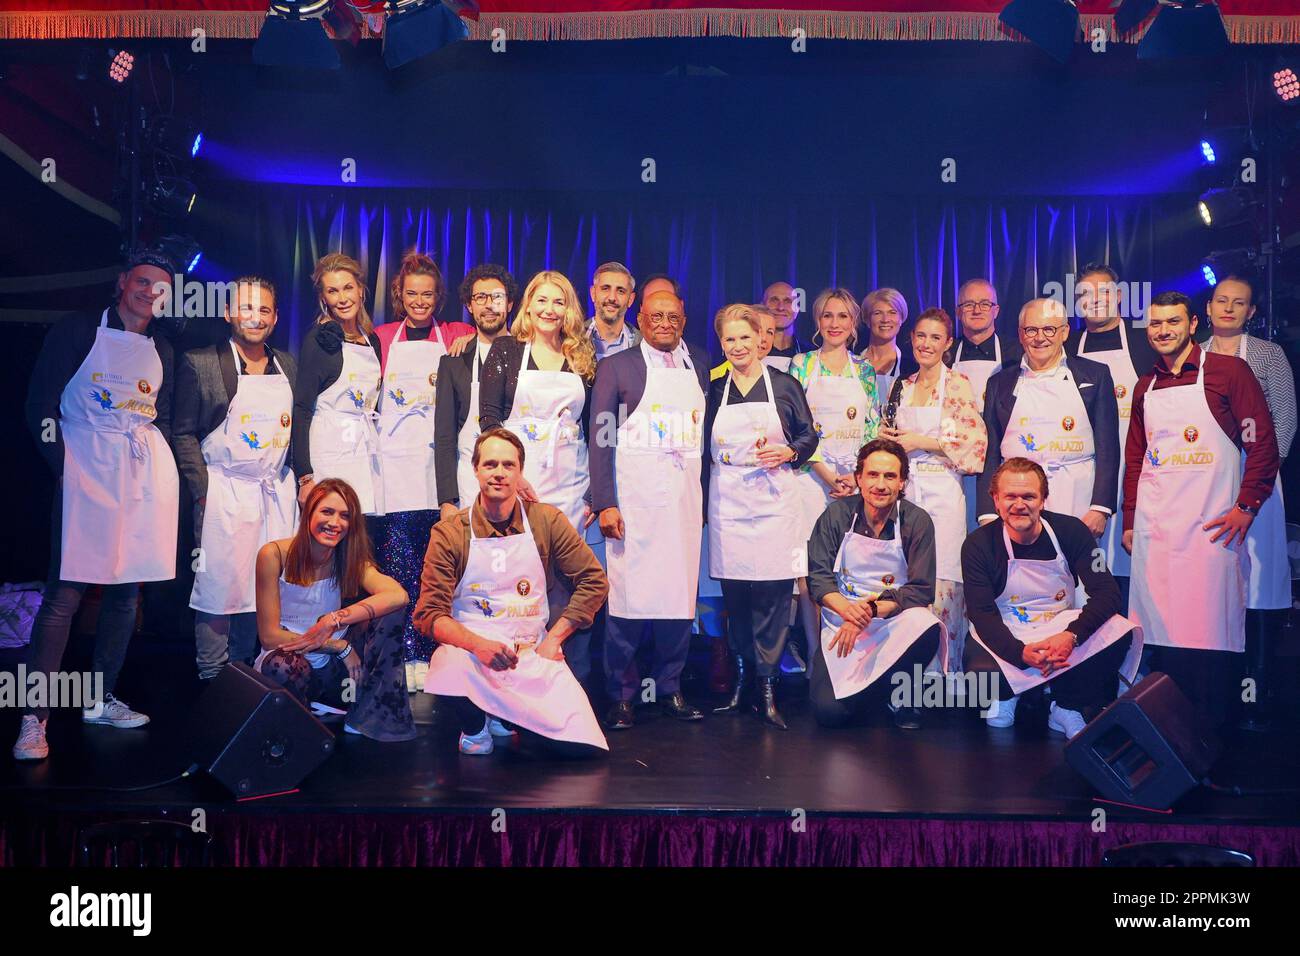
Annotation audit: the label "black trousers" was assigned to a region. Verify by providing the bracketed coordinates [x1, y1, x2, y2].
[603, 616, 692, 702]
[1149, 645, 1244, 729]
[809, 623, 942, 728]
[721, 578, 794, 678]
[446, 695, 604, 759]
[969, 632, 1134, 717]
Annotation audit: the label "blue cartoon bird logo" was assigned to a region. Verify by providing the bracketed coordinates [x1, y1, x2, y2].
[522, 425, 540, 441]
[1009, 604, 1031, 624]
[387, 388, 407, 407]
[348, 388, 365, 409]
[472, 598, 494, 617]
[1018, 433, 1039, 453]
[651, 419, 669, 441]
[240, 431, 264, 450]
[837, 573, 861, 598]
[1145, 447, 1162, 468]
[814, 422, 825, 439]
[91, 388, 114, 410]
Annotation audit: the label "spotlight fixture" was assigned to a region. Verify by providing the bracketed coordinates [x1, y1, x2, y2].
[1201, 263, 1217, 286]
[148, 175, 198, 219]
[383, 0, 470, 70]
[1137, 1, 1229, 60]
[150, 117, 204, 161]
[158, 234, 204, 274]
[253, 1, 340, 70]
[1201, 248, 1258, 286]
[1273, 65, 1300, 104]
[1197, 187, 1254, 229]
[1113, 0, 1158, 36]
[108, 48, 134, 83]
[1199, 139, 1216, 164]
[998, 0, 1080, 64]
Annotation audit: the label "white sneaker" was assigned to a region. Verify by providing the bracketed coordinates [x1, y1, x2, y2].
[458, 722, 495, 756]
[309, 701, 347, 718]
[13, 715, 49, 760]
[983, 694, 1019, 728]
[83, 694, 149, 728]
[1048, 702, 1088, 740]
[486, 717, 516, 738]
[343, 724, 362, 736]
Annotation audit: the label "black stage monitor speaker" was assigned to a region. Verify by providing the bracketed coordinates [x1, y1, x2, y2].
[190, 662, 335, 799]
[1065, 672, 1220, 811]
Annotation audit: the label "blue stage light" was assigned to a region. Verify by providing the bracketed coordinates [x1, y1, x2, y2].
[191, 132, 203, 157]
[1200, 139, 1216, 164]
[1201, 264, 1217, 286]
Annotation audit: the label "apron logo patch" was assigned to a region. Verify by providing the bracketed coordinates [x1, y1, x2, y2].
[515, 578, 531, 596]
[137, 379, 151, 394]
[472, 597, 495, 617]
[1183, 425, 1199, 444]
[1061, 416, 1075, 431]
[846, 406, 858, 420]
[881, 574, 895, 586]
[813, 422, 825, 438]
[388, 388, 407, 407]
[1114, 383, 1127, 399]
[347, 388, 365, 409]
[1017, 433, 1039, 452]
[239, 431, 265, 450]
[91, 388, 114, 410]
[1054, 589, 1067, 601]
[755, 436, 768, 449]
[428, 372, 437, 387]
[280, 413, 291, 428]
[691, 409, 701, 424]
[1145, 447, 1163, 468]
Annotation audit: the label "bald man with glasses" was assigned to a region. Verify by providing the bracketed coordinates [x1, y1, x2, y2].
[975, 298, 1119, 544]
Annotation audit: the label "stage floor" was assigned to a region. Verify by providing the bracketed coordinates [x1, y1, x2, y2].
[3, 648, 1298, 825]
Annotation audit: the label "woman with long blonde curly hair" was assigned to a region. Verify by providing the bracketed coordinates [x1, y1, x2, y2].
[479, 270, 597, 536]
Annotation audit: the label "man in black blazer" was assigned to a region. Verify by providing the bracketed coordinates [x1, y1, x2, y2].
[173, 277, 297, 680]
[434, 264, 517, 519]
[590, 289, 712, 730]
[976, 297, 1119, 539]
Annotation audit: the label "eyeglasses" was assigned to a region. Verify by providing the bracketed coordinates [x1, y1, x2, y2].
[644, 312, 682, 327]
[1021, 325, 1065, 339]
[957, 299, 996, 312]
[471, 292, 508, 305]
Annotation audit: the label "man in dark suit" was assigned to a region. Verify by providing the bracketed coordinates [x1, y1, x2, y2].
[434, 264, 517, 520]
[591, 289, 712, 729]
[173, 276, 297, 680]
[976, 297, 1119, 539]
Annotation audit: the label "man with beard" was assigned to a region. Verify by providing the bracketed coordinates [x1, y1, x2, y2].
[173, 276, 298, 681]
[587, 261, 641, 360]
[435, 264, 518, 520]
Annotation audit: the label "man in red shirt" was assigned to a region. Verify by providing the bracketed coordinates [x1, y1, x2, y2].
[1122, 291, 1279, 729]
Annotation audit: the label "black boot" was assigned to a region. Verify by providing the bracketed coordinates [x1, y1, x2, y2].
[754, 676, 787, 730]
[713, 655, 747, 713]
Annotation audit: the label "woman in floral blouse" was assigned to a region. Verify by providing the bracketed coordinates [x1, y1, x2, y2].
[788, 289, 882, 671]
[880, 307, 986, 671]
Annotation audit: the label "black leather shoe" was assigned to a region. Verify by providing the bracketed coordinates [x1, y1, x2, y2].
[713, 655, 747, 713]
[604, 700, 635, 730]
[660, 692, 704, 721]
[754, 676, 787, 730]
[890, 704, 922, 730]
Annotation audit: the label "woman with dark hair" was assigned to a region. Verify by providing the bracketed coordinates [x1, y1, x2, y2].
[254, 478, 415, 740]
[370, 252, 474, 662]
[292, 253, 384, 516]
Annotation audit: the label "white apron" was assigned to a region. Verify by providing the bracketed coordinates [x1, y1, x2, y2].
[1001, 362, 1097, 521]
[377, 322, 447, 514]
[969, 520, 1141, 696]
[1130, 350, 1248, 650]
[608, 342, 705, 619]
[793, 353, 873, 544]
[502, 343, 589, 532]
[454, 344, 487, 508]
[59, 309, 180, 584]
[953, 334, 1001, 531]
[190, 343, 297, 614]
[1223, 337, 1289, 610]
[819, 507, 946, 699]
[1077, 322, 1140, 577]
[708, 366, 805, 580]
[423, 504, 608, 749]
[895, 367, 966, 583]
[309, 339, 384, 515]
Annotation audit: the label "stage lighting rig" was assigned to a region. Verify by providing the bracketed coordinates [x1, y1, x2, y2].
[147, 175, 198, 220]
[1200, 248, 1258, 287]
[1273, 61, 1300, 105]
[998, 0, 1080, 64]
[254, 1, 341, 70]
[108, 48, 135, 83]
[150, 116, 204, 160]
[158, 234, 204, 275]
[1198, 187, 1256, 229]
[1136, 1, 1229, 60]
[382, 0, 470, 69]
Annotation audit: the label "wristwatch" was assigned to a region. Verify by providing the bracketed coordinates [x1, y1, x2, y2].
[1236, 502, 1259, 516]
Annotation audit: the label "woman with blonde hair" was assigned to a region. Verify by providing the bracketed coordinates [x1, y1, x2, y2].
[879, 307, 986, 670]
[861, 287, 911, 401]
[479, 270, 597, 533]
[254, 478, 414, 740]
[292, 253, 384, 515]
[788, 288, 882, 674]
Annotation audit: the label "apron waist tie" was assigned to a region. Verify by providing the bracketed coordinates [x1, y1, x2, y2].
[384, 402, 432, 436]
[96, 421, 152, 461]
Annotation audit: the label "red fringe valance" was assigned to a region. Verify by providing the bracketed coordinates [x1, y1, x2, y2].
[0, 8, 1296, 44]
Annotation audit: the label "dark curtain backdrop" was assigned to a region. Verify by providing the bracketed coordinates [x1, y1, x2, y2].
[193, 184, 1203, 360]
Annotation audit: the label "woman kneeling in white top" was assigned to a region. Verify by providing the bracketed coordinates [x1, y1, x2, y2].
[254, 477, 413, 739]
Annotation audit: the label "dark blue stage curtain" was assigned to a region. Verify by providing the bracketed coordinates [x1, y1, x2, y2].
[195, 185, 1203, 360]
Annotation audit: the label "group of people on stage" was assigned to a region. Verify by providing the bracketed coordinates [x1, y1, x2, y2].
[14, 250, 1294, 763]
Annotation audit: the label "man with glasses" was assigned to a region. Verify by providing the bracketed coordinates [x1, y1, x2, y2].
[590, 288, 711, 729]
[588, 261, 641, 360]
[975, 298, 1119, 547]
[951, 278, 1022, 413]
[435, 264, 518, 519]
